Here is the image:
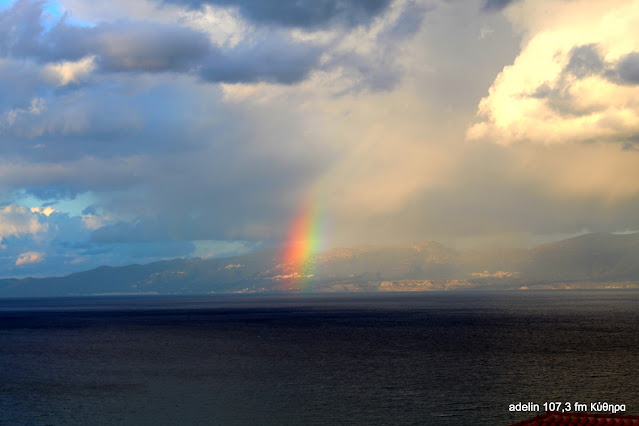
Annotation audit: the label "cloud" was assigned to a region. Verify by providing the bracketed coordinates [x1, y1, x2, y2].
[1, 97, 46, 130]
[326, 141, 639, 248]
[0, 156, 144, 199]
[0, 0, 44, 58]
[564, 44, 604, 79]
[615, 52, 639, 85]
[0, 209, 201, 277]
[310, 0, 434, 93]
[30, 206, 56, 216]
[0, 0, 414, 94]
[2, 0, 639, 283]
[160, 0, 393, 29]
[45, 19, 213, 73]
[0, 1, 212, 72]
[200, 32, 323, 84]
[81, 213, 115, 230]
[382, 1, 432, 41]
[47, 0, 520, 248]
[468, 0, 639, 146]
[481, 0, 522, 12]
[15, 250, 44, 265]
[87, 132, 334, 243]
[0, 204, 47, 243]
[92, 22, 211, 73]
[42, 55, 96, 86]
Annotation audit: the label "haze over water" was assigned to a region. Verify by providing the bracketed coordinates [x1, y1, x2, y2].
[1, 291, 638, 425]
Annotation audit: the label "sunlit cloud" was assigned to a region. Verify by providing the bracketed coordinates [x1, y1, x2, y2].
[0, 205, 47, 243]
[468, 0, 639, 147]
[30, 206, 57, 216]
[16, 250, 45, 265]
[43, 55, 96, 86]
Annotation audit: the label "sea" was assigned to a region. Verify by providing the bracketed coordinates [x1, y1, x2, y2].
[1, 291, 638, 425]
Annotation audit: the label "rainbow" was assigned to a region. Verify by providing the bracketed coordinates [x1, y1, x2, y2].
[280, 194, 328, 292]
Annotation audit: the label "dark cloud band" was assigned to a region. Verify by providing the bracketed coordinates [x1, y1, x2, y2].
[160, 0, 392, 29]
[481, 0, 522, 12]
[0, 0, 392, 87]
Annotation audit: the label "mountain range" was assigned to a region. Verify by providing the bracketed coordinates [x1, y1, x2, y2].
[1, 232, 639, 297]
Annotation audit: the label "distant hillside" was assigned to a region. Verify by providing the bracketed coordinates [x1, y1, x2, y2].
[1, 233, 639, 297]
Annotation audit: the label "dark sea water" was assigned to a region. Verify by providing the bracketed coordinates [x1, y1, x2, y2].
[1, 291, 638, 425]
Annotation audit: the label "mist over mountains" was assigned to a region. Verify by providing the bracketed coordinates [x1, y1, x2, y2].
[1, 233, 639, 297]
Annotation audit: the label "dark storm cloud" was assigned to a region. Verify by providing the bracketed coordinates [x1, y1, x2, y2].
[615, 52, 639, 85]
[481, 0, 522, 12]
[565, 44, 604, 78]
[0, 0, 408, 90]
[48, 21, 212, 73]
[0, 1, 212, 72]
[200, 34, 323, 84]
[160, 0, 392, 29]
[0, 85, 152, 165]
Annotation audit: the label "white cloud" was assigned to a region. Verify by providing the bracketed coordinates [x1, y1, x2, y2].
[468, 0, 639, 146]
[31, 206, 57, 216]
[0, 205, 47, 243]
[43, 56, 96, 86]
[16, 251, 45, 266]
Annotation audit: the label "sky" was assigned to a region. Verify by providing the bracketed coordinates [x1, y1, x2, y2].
[1, 0, 639, 277]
